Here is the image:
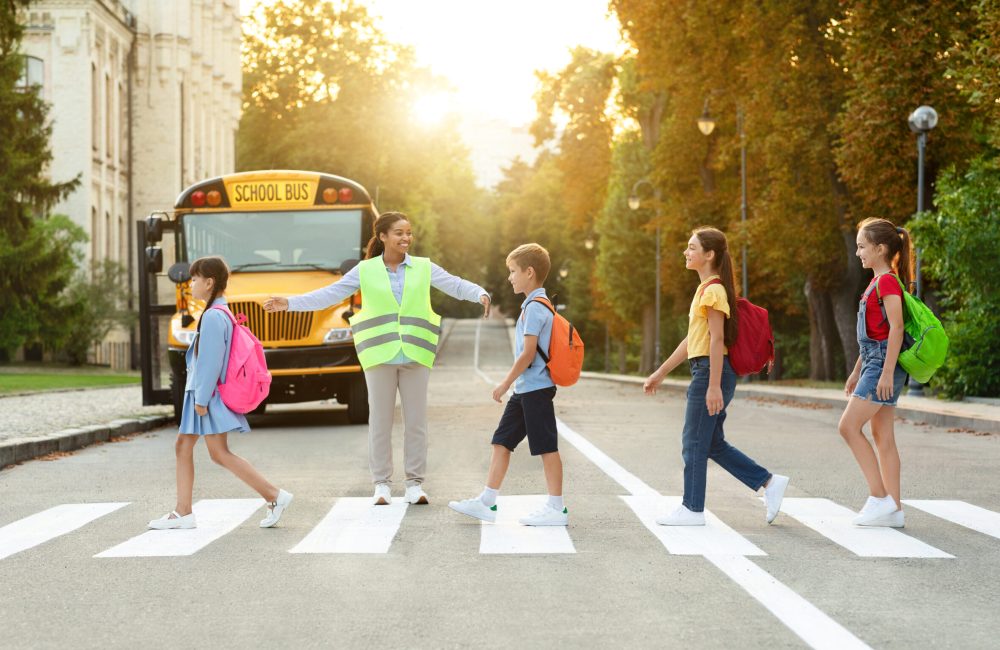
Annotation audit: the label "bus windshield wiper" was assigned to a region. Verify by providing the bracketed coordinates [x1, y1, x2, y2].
[230, 261, 338, 273]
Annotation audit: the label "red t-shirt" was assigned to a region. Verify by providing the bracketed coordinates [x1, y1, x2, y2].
[863, 274, 903, 340]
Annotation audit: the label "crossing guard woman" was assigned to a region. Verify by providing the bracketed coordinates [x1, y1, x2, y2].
[264, 212, 490, 506]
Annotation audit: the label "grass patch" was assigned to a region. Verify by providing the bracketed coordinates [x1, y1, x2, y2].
[0, 372, 140, 394]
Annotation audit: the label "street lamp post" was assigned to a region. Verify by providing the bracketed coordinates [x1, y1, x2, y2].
[697, 99, 749, 299]
[628, 179, 661, 366]
[907, 105, 938, 398]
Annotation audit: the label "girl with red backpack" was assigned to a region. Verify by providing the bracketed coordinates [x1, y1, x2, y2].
[839, 218, 913, 528]
[149, 256, 293, 530]
[643, 227, 789, 526]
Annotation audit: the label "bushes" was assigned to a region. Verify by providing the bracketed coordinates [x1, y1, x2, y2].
[910, 156, 1000, 398]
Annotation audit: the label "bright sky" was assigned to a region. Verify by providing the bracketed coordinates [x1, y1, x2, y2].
[241, 0, 624, 186]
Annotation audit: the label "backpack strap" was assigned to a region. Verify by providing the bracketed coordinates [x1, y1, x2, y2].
[872, 273, 908, 326]
[698, 278, 723, 298]
[519, 297, 556, 364]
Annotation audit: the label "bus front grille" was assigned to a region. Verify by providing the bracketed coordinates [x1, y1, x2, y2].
[227, 301, 314, 343]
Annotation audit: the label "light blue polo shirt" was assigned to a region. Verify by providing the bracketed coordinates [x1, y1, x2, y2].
[514, 288, 555, 394]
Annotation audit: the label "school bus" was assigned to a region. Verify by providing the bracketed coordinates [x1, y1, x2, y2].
[137, 170, 375, 424]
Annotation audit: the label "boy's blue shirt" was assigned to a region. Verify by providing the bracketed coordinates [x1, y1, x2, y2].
[514, 287, 555, 394]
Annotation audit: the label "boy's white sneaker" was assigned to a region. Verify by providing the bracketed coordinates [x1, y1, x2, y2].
[448, 497, 497, 523]
[404, 485, 429, 505]
[858, 508, 905, 528]
[764, 474, 790, 524]
[148, 511, 196, 530]
[518, 504, 568, 526]
[853, 495, 898, 525]
[655, 505, 705, 526]
[260, 489, 293, 528]
[372, 483, 392, 505]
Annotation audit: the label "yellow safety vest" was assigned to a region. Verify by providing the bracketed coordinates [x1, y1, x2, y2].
[349, 256, 442, 369]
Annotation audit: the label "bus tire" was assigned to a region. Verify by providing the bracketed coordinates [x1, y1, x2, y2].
[170, 370, 185, 423]
[347, 375, 369, 424]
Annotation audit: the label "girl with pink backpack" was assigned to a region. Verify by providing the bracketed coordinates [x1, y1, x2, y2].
[148, 256, 293, 530]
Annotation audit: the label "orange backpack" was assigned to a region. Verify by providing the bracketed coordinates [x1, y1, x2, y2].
[522, 297, 584, 387]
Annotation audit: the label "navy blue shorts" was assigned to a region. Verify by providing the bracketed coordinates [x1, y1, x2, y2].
[491, 386, 558, 456]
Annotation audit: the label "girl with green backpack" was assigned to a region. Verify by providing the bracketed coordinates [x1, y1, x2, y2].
[840, 218, 916, 528]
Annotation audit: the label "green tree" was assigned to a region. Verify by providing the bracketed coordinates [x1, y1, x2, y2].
[0, 0, 81, 358]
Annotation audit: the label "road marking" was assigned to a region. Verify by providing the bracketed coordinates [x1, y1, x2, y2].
[470, 323, 870, 649]
[622, 495, 765, 556]
[904, 499, 1000, 541]
[95, 499, 263, 558]
[479, 495, 575, 554]
[289, 497, 408, 554]
[776, 498, 953, 558]
[0, 503, 129, 560]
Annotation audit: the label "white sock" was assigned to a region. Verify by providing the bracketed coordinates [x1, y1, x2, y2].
[547, 495, 564, 510]
[479, 487, 499, 507]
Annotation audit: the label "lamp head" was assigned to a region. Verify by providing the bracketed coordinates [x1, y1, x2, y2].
[628, 195, 640, 211]
[697, 107, 716, 136]
[908, 105, 938, 134]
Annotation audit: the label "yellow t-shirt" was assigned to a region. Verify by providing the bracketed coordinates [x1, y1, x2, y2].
[687, 275, 731, 358]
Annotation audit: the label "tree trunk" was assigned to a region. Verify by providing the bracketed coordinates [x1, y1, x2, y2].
[639, 303, 655, 375]
[804, 278, 838, 380]
[617, 339, 627, 375]
[831, 228, 864, 378]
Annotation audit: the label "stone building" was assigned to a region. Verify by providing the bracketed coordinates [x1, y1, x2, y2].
[21, 0, 241, 369]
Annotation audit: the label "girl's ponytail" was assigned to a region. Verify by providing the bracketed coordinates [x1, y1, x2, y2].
[365, 211, 409, 260]
[895, 226, 914, 293]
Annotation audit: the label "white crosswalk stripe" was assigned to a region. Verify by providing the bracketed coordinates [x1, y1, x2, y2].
[479, 495, 575, 554]
[289, 497, 408, 554]
[0, 503, 128, 560]
[622, 495, 765, 556]
[777, 498, 953, 558]
[904, 499, 1000, 541]
[95, 499, 264, 558]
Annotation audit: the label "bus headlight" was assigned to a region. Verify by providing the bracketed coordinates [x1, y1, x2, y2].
[323, 328, 353, 344]
[172, 325, 197, 347]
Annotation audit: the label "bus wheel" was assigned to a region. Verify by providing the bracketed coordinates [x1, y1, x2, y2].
[170, 370, 185, 423]
[347, 375, 369, 424]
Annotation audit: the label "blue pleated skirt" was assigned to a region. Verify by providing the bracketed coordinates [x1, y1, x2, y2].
[178, 390, 250, 436]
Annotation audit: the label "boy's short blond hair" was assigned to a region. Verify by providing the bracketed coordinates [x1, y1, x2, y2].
[506, 243, 551, 282]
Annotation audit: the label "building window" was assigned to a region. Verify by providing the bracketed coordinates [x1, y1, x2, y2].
[106, 73, 113, 161]
[119, 82, 127, 164]
[90, 207, 98, 266]
[105, 211, 112, 260]
[119, 214, 125, 263]
[92, 64, 99, 153]
[16, 56, 44, 90]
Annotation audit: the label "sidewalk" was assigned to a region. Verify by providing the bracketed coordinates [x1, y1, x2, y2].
[581, 371, 1000, 434]
[0, 386, 172, 470]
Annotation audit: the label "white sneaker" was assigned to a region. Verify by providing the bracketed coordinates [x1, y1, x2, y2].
[148, 511, 196, 530]
[260, 489, 293, 528]
[656, 504, 705, 526]
[764, 474, 790, 524]
[404, 485, 429, 505]
[372, 483, 392, 505]
[852, 495, 898, 525]
[518, 503, 568, 526]
[448, 497, 497, 523]
[858, 508, 905, 528]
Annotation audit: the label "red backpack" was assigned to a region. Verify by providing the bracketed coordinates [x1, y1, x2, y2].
[210, 306, 271, 413]
[523, 297, 584, 387]
[701, 280, 774, 376]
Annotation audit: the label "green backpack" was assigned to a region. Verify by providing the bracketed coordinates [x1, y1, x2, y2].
[875, 274, 949, 383]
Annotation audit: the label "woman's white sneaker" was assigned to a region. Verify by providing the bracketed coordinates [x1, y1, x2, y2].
[372, 483, 392, 505]
[148, 511, 196, 530]
[448, 497, 497, 523]
[260, 489, 293, 528]
[853, 495, 898, 525]
[518, 504, 568, 526]
[655, 504, 705, 526]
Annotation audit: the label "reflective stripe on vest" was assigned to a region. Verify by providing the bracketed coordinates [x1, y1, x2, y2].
[348, 256, 442, 369]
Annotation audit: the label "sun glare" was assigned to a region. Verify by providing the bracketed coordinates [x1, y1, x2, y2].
[413, 93, 454, 126]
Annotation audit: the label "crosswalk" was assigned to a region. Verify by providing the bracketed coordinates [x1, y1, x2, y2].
[0, 495, 995, 561]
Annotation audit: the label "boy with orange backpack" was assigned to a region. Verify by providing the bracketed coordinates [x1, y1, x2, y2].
[449, 243, 582, 526]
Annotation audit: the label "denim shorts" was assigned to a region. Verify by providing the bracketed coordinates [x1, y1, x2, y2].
[852, 341, 908, 406]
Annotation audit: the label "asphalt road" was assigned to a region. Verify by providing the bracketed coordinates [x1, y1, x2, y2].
[2, 318, 999, 649]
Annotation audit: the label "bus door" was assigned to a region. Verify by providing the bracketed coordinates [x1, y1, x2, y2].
[136, 213, 182, 407]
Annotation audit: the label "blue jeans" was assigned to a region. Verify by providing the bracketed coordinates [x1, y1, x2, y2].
[681, 357, 771, 512]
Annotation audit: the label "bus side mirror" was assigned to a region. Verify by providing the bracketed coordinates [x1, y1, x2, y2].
[145, 215, 164, 243]
[339, 258, 359, 275]
[145, 246, 163, 273]
[168, 261, 191, 284]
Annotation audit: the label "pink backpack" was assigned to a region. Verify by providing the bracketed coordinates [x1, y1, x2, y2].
[210, 306, 271, 413]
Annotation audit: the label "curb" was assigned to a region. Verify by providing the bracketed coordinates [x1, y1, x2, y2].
[0, 415, 173, 471]
[0, 383, 141, 400]
[580, 371, 1000, 434]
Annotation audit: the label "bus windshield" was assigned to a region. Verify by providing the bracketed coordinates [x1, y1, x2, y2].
[183, 209, 363, 271]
